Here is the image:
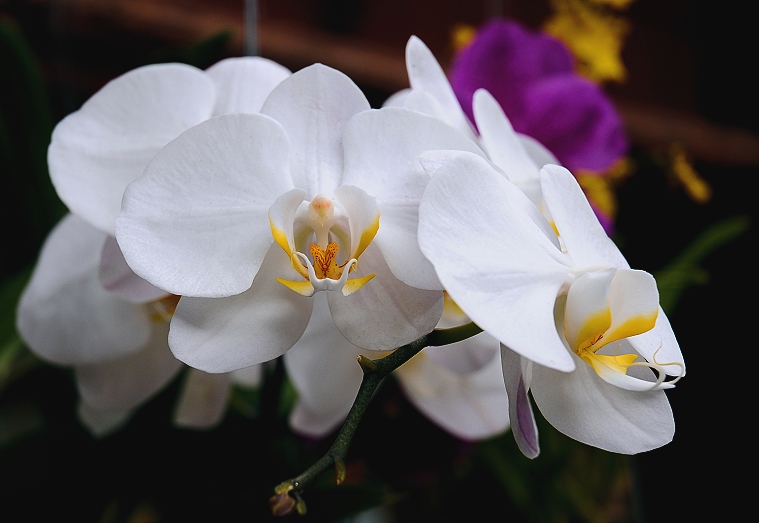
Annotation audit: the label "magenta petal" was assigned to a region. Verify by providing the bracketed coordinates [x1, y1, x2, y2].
[520, 75, 629, 172]
[449, 18, 575, 124]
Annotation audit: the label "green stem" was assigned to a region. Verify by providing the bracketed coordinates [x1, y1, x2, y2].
[269, 321, 483, 516]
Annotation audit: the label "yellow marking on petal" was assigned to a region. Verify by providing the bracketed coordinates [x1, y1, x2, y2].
[583, 352, 639, 375]
[270, 219, 292, 256]
[341, 273, 376, 296]
[604, 311, 658, 346]
[350, 215, 380, 266]
[571, 307, 612, 353]
[270, 219, 308, 279]
[549, 219, 560, 238]
[275, 278, 315, 297]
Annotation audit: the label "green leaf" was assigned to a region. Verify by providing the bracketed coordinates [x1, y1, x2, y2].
[655, 215, 750, 312]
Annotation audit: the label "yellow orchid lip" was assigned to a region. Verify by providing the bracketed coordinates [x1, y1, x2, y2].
[269, 190, 379, 297]
[276, 249, 376, 297]
[563, 268, 683, 391]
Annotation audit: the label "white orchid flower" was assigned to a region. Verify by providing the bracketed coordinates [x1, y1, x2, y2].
[22, 57, 288, 435]
[115, 63, 485, 373]
[385, 37, 478, 143]
[284, 292, 509, 440]
[16, 215, 251, 436]
[49, 57, 292, 237]
[418, 152, 684, 456]
[394, 293, 510, 440]
[386, 37, 557, 204]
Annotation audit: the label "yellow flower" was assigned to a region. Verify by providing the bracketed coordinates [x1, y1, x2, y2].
[543, 0, 632, 83]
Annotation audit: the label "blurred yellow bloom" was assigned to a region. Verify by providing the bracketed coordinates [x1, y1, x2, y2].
[451, 23, 477, 53]
[668, 143, 712, 204]
[577, 156, 635, 224]
[543, 0, 632, 83]
[587, 0, 636, 8]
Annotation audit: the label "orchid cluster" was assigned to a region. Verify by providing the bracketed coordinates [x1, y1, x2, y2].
[16, 18, 684, 514]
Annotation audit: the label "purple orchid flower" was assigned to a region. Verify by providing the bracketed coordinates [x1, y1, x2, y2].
[449, 18, 629, 175]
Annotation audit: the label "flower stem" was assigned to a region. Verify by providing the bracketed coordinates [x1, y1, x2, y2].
[269, 321, 483, 516]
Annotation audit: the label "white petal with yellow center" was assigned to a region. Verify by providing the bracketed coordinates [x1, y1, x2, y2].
[564, 268, 677, 391]
[269, 186, 380, 297]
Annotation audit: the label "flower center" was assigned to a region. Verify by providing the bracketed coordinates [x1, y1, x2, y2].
[560, 272, 683, 392]
[269, 190, 380, 297]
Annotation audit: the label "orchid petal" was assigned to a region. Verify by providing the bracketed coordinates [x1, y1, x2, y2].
[396, 342, 510, 440]
[17, 215, 151, 365]
[77, 402, 132, 438]
[116, 113, 293, 297]
[418, 153, 574, 371]
[269, 188, 309, 278]
[75, 319, 183, 411]
[394, 89, 449, 121]
[262, 64, 370, 195]
[419, 150, 561, 251]
[333, 185, 380, 262]
[284, 292, 367, 438]
[604, 269, 660, 344]
[99, 235, 169, 304]
[343, 107, 485, 290]
[49, 63, 215, 235]
[405, 36, 477, 140]
[531, 354, 675, 453]
[565, 269, 663, 388]
[169, 245, 313, 373]
[328, 243, 444, 351]
[540, 164, 629, 268]
[230, 365, 263, 387]
[588, 352, 675, 391]
[382, 88, 411, 108]
[564, 269, 616, 353]
[173, 369, 231, 429]
[518, 133, 560, 168]
[425, 330, 499, 374]
[427, 296, 501, 373]
[342, 107, 484, 202]
[473, 89, 541, 186]
[628, 309, 685, 377]
[501, 344, 540, 458]
[415, 149, 476, 179]
[205, 56, 291, 115]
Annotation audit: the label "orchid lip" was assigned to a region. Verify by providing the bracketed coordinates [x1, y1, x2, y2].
[580, 344, 684, 391]
[270, 189, 379, 297]
[563, 268, 682, 392]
